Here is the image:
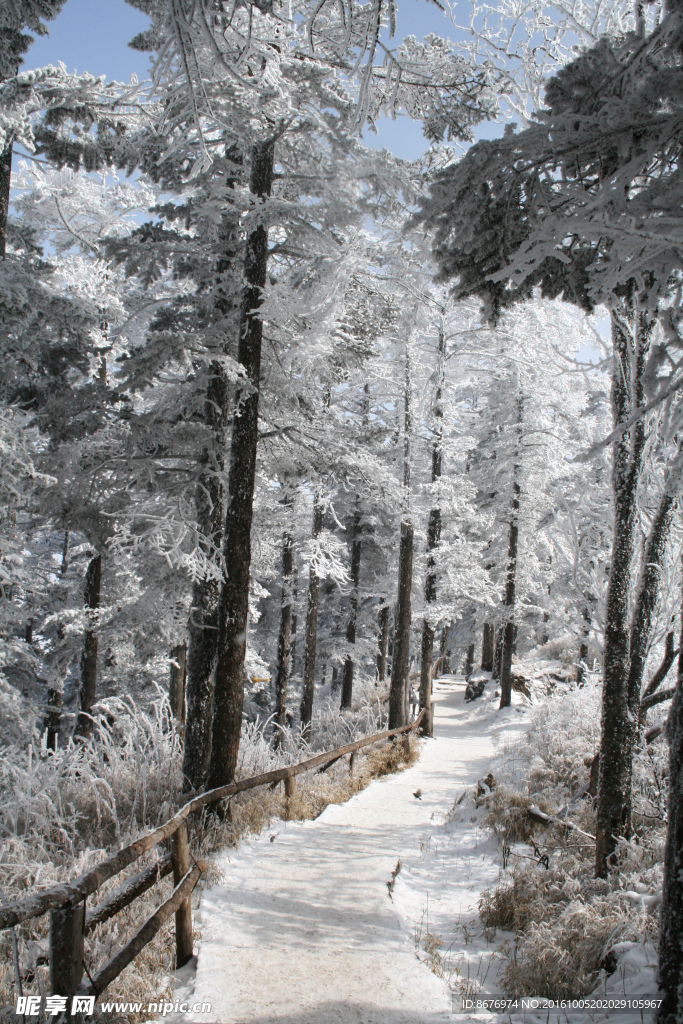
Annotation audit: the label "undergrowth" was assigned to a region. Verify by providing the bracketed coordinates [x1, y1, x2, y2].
[477, 669, 666, 1000]
[0, 690, 417, 1023]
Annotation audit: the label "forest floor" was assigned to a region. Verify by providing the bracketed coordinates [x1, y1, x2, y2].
[162, 677, 532, 1023]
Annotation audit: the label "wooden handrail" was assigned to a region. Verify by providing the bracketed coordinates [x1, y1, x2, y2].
[79, 862, 205, 999]
[84, 854, 173, 935]
[0, 710, 424, 931]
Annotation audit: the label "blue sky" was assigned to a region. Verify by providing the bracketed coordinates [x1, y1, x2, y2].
[24, 0, 498, 162]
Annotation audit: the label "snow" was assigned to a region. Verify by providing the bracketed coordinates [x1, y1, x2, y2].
[160, 676, 659, 1024]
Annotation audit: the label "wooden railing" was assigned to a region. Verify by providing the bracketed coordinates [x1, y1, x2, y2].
[1, 710, 424, 1010]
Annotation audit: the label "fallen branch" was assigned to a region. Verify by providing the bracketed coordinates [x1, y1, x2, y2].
[527, 804, 596, 841]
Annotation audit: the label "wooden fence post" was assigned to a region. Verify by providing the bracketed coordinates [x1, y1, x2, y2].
[171, 823, 193, 968]
[50, 903, 84, 1003]
[284, 775, 296, 820]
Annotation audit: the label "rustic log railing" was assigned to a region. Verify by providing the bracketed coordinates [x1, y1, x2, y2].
[2, 710, 424, 1011]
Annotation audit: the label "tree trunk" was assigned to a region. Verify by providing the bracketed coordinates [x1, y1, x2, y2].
[274, 523, 294, 748]
[493, 628, 503, 680]
[300, 496, 324, 737]
[389, 342, 414, 729]
[640, 629, 677, 726]
[577, 605, 591, 685]
[623, 484, 677, 820]
[169, 643, 187, 722]
[341, 506, 362, 710]
[75, 554, 102, 741]
[60, 529, 70, 576]
[183, 149, 241, 792]
[419, 322, 444, 737]
[389, 520, 414, 730]
[0, 139, 12, 258]
[377, 604, 389, 682]
[464, 643, 475, 679]
[499, 502, 519, 708]
[46, 687, 61, 752]
[596, 304, 653, 877]
[420, 621, 434, 733]
[627, 489, 676, 719]
[183, 359, 229, 792]
[656, 573, 683, 1024]
[439, 625, 449, 675]
[481, 623, 494, 672]
[499, 389, 522, 710]
[290, 606, 298, 676]
[208, 139, 274, 790]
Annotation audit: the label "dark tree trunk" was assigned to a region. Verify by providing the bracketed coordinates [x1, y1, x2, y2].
[623, 486, 677, 819]
[657, 576, 683, 1024]
[274, 525, 294, 747]
[439, 625, 449, 675]
[389, 520, 414, 729]
[493, 629, 503, 680]
[481, 623, 494, 672]
[46, 687, 61, 752]
[183, 360, 229, 791]
[300, 497, 324, 737]
[464, 643, 475, 679]
[499, 389, 522, 710]
[75, 554, 102, 741]
[341, 507, 362, 710]
[183, 150, 242, 792]
[290, 607, 297, 676]
[376, 603, 390, 682]
[420, 621, 434, 731]
[60, 529, 70, 576]
[419, 324, 444, 737]
[208, 140, 274, 790]
[389, 345, 414, 729]
[577, 605, 591, 685]
[499, 484, 520, 709]
[596, 305, 653, 877]
[640, 630, 677, 726]
[612, 481, 677, 824]
[169, 642, 187, 722]
[627, 490, 676, 720]
[0, 140, 12, 258]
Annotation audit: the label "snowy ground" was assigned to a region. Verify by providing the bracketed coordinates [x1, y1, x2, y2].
[161, 675, 659, 1024]
[163, 676, 530, 1023]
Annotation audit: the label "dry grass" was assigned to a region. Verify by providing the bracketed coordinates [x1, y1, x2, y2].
[484, 787, 555, 846]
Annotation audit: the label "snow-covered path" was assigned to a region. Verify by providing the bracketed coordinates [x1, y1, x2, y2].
[189, 677, 529, 1024]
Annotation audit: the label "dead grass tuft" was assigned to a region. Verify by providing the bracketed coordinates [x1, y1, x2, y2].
[484, 787, 554, 846]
